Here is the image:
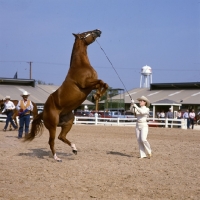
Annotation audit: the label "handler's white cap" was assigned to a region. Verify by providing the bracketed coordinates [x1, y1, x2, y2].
[137, 96, 150, 107]
[5, 96, 11, 99]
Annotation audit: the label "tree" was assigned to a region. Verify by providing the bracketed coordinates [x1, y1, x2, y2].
[35, 80, 54, 85]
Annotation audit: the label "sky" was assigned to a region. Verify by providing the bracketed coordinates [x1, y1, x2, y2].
[0, 0, 200, 90]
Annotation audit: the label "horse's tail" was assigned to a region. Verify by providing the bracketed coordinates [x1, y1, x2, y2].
[24, 112, 44, 141]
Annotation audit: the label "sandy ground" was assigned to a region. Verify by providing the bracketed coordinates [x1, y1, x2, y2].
[0, 123, 200, 200]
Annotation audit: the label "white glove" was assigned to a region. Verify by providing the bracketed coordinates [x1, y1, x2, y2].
[133, 103, 137, 107]
[131, 99, 134, 105]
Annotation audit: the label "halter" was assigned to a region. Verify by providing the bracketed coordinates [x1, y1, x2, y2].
[80, 32, 96, 45]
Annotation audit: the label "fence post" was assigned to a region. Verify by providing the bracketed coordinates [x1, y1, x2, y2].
[117, 118, 119, 126]
[95, 116, 98, 125]
[181, 119, 186, 129]
[74, 116, 77, 125]
[165, 118, 168, 128]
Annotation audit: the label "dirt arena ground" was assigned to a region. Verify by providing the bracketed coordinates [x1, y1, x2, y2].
[0, 123, 199, 200]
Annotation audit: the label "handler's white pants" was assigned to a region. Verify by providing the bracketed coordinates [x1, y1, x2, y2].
[135, 122, 152, 158]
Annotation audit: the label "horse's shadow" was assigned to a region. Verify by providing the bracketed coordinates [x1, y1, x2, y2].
[106, 151, 133, 157]
[6, 135, 17, 138]
[18, 148, 73, 160]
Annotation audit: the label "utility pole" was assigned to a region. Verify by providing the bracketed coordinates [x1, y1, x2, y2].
[27, 61, 32, 79]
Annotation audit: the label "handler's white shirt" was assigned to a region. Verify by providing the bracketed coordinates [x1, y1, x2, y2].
[130, 104, 149, 123]
[2, 101, 15, 113]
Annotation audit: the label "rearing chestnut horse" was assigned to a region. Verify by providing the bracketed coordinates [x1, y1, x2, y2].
[25, 29, 108, 162]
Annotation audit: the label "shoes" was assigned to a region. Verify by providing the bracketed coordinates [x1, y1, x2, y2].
[139, 157, 147, 159]
[3, 129, 6, 132]
[148, 153, 152, 159]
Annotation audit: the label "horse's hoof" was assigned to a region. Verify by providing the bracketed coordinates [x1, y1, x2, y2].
[73, 150, 77, 155]
[57, 159, 62, 162]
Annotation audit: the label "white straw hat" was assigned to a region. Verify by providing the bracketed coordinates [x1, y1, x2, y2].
[21, 91, 30, 96]
[5, 96, 11, 99]
[137, 96, 150, 107]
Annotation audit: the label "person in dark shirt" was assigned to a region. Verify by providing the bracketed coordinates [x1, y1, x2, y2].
[166, 108, 173, 128]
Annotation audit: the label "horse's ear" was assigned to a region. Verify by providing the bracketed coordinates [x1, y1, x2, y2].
[72, 33, 79, 38]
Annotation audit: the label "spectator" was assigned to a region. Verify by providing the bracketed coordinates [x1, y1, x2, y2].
[183, 109, 190, 129]
[2, 96, 18, 132]
[89, 112, 94, 121]
[166, 108, 173, 128]
[160, 110, 165, 127]
[177, 109, 182, 128]
[16, 91, 34, 139]
[189, 109, 195, 129]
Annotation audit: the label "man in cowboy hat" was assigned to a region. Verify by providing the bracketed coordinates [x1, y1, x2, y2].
[2, 96, 18, 131]
[130, 96, 152, 159]
[16, 91, 33, 139]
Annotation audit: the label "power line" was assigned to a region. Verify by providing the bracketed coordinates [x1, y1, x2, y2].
[0, 60, 200, 71]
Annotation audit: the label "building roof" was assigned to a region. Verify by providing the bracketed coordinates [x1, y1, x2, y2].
[151, 99, 182, 106]
[0, 84, 94, 105]
[0, 77, 35, 87]
[150, 82, 200, 90]
[106, 87, 200, 105]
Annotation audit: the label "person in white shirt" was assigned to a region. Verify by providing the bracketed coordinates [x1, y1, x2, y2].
[160, 110, 165, 127]
[16, 91, 34, 139]
[189, 109, 195, 129]
[2, 96, 18, 131]
[130, 96, 152, 159]
[177, 109, 182, 128]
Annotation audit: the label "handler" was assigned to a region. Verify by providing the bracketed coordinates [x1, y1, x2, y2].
[2, 96, 18, 131]
[16, 91, 33, 139]
[130, 96, 152, 159]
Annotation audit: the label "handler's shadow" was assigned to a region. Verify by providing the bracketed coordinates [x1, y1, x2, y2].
[18, 148, 73, 159]
[106, 151, 133, 157]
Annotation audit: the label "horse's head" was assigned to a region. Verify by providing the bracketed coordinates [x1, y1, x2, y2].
[72, 29, 101, 45]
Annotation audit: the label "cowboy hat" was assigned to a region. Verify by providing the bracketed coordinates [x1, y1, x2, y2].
[21, 91, 30, 96]
[5, 96, 11, 99]
[137, 96, 150, 107]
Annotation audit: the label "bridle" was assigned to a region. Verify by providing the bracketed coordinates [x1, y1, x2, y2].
[80, 32, 96, 45]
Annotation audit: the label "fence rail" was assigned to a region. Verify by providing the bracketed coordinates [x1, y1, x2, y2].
[0, 114, 187, 129]
[73, 116, 187, 129]
[0, 114, 32, 123]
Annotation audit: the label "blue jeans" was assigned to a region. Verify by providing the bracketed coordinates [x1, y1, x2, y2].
[4, 110, 17, 130]
[18, 114, 30, 138]
[187, 118, 190, 129]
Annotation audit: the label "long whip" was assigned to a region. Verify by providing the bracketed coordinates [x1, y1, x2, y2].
[96, 40, 132, 100]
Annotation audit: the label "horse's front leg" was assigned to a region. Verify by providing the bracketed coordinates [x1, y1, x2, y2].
[80, 78, 109, 110]
[93, 81, 109, 111]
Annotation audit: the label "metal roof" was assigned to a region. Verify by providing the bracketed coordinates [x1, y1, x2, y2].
[0, 84, 94, 105]
[151, 99, 182, 106]
[150, 82, 200, 90]
[107, 87, 200, 105]
[0, 77, 35, 87]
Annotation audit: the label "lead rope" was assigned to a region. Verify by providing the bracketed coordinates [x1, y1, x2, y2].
[96, 40, 132, 100]
[96, 39, 135, 114]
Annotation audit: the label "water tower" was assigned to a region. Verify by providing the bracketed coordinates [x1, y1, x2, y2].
[140, 65, 152, 88]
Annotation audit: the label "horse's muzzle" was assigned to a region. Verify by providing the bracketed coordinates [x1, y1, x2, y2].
[94, 29, 101, 37]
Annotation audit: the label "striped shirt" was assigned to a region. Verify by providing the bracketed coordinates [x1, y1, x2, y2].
[189, 112, 195, 119]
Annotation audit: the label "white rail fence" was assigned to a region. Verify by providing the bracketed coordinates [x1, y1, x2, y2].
[0, 114, 32, 123]
[73, 116, 187, 129]
[0, 114, 187, 129]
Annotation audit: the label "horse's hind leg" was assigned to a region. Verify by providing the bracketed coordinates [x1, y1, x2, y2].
[58, 113, 77, 155]
[48, 127, 61, 161]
